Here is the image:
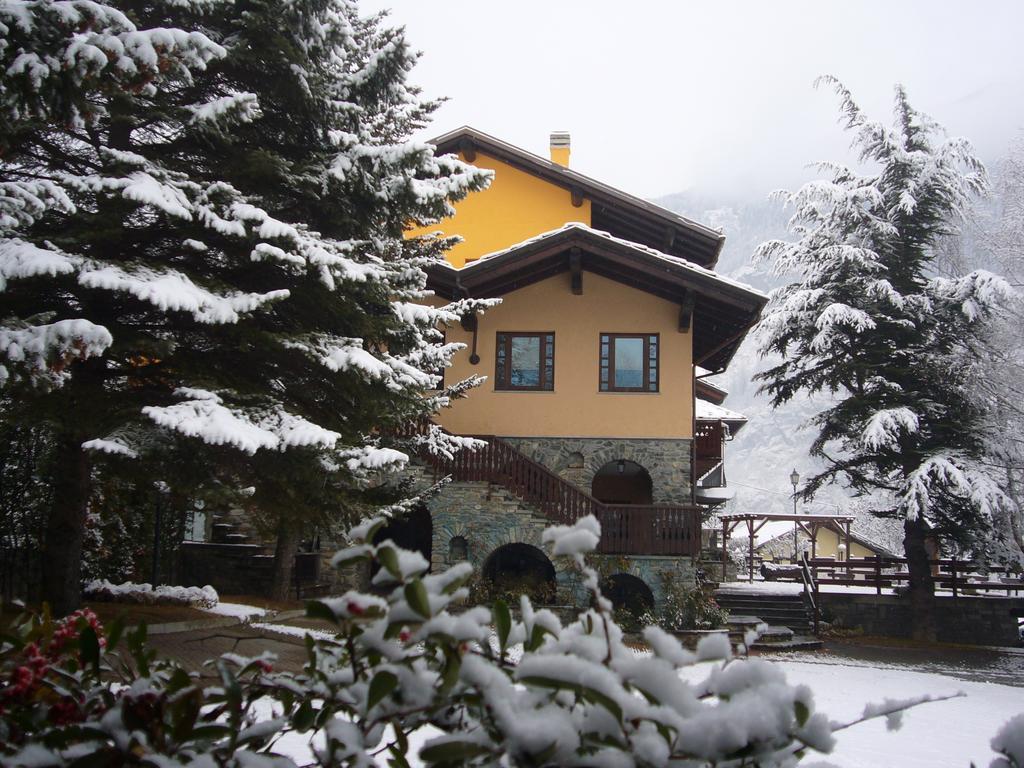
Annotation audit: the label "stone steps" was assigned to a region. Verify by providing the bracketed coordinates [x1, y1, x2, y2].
[715, 590, 818, 638]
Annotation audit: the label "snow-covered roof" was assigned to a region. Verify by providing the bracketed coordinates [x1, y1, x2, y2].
[456, 223, 766, 298]
[430, 126, 726, 268]
[427, 222, 767, 371]
[695, 398, 747, 423]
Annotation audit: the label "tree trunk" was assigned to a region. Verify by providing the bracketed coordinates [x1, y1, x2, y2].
[41, 433, 90, 617]
[269, 515, 299, 602]
[903, 516, 936, 642]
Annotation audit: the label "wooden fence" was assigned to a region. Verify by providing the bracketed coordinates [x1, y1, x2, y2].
[793, 556, 1024, 597]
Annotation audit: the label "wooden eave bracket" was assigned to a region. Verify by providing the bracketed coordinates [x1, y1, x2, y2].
[569, 247, 583, 295]
[678, 289, 695, 333]
[459, 138, 477, 163]
[570, 186, 584, 208]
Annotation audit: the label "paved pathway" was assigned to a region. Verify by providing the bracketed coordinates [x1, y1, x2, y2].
[146, 623, 312, 679]
[759, 638, 1024, 687]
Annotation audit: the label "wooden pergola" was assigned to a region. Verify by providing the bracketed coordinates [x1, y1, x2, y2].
[719, 512, 856, 582]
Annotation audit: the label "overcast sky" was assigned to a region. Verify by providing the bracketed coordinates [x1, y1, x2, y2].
[362, 0, 1024, 203]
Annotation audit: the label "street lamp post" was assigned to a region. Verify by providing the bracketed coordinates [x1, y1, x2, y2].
[790, 469, 800, 563]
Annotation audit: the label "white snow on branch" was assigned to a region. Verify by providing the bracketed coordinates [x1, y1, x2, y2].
[0, 238, 79, 290]
[143, 388, 340, 454]
[899, 453, 1009, 522]
[188, 91, 260, 125]
[120, 171, 194, 219]
[861, 407, 919, 451]
[928, 270, 1016, 322]
[0, 318, 112, 387]
[78, 264, 289, 323]
[341, 445, 408, 474]
[282, 335, 435, 391]
[82, 437, 138, 459]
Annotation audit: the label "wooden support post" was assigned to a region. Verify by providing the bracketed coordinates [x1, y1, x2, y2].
[747, 518, 755, 583]
[875, 555, 882, 595]
[951, 554, 958, 598]
[721, 520, 729, 581]
[844, 521, 852, 576]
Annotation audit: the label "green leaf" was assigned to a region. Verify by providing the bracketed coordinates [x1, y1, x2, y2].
[378, 546, 401, 579]
[79, 626, 100, 675]
[367, 670, 399, 712]
[493, 599, 511, 654]
[438, 646, 461, 695]
[293, 700, 316, 731]
[189, 724, 234, 741]
[306, 600, 340, 625]
[795, 700, 810, 727]
[105, 616, 125, 653]
[525, 623, 548, 652]
[419, 740, 490, 764]
[404, 579, 431, 619]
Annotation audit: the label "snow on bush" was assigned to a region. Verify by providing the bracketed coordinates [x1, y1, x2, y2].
[1, 517, 995, 767]
[83, 579, 218, 608]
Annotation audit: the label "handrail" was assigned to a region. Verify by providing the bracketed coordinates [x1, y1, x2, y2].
[405, 422, 702, 556]
[799, 551, 820, 635]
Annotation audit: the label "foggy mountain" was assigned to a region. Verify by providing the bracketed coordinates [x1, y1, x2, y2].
[656, 191, 872, 537]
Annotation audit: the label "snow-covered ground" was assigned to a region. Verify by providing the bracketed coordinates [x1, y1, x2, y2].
[202, 602, 267, 620]
[765, 657, 1021, 768]
[259, 638, 1021, 767]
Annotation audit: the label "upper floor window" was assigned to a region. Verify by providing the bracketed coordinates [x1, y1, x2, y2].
[495, 332, 554, 390]
[600, 333, 659, 392]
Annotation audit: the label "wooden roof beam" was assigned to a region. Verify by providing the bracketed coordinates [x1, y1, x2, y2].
[569, 247, 583, 295]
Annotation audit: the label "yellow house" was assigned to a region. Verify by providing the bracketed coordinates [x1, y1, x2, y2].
[398, 127, 766, 611]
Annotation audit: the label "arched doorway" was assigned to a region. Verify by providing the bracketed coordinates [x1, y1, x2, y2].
[591, 460, 653, 505]
[482, 543, 556, 603]
[603, 573, 655, 618]
[372, 504, 432, 571]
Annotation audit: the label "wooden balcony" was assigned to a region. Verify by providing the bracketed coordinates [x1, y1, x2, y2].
[414, 428, 702, 557]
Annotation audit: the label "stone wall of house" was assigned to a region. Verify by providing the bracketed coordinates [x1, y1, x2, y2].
[502, 436, 693, 504]
[421, 473, 701, 610]
[820, 592, 1024, 646]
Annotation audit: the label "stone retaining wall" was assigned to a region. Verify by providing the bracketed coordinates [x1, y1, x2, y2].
[819, 592, 1024, 646]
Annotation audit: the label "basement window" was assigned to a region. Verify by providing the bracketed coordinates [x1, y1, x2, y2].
[495, 332, 554, 390]
[600, 333, 659, 392]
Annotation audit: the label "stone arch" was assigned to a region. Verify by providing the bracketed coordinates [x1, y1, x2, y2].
[591, 459, 654, 505]
[580, 444, 662, 501]
[482, 542, 556, 603]
[603, 573, 655, 617]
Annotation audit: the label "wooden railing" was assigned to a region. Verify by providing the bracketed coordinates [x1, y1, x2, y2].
[769, 555, 1024, 597]
[409, 425, 701, 557]
[799, 551, 820, 634]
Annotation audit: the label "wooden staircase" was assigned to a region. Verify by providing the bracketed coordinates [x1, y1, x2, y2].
[412, 428, 703, 557]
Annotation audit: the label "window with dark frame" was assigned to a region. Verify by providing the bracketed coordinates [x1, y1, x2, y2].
[495, 332, 554, 390]
[599, 333, 659, 392]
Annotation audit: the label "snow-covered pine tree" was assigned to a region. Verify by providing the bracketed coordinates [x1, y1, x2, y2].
[0, 0, 491, 613]
[755, 78, 1014, 639]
